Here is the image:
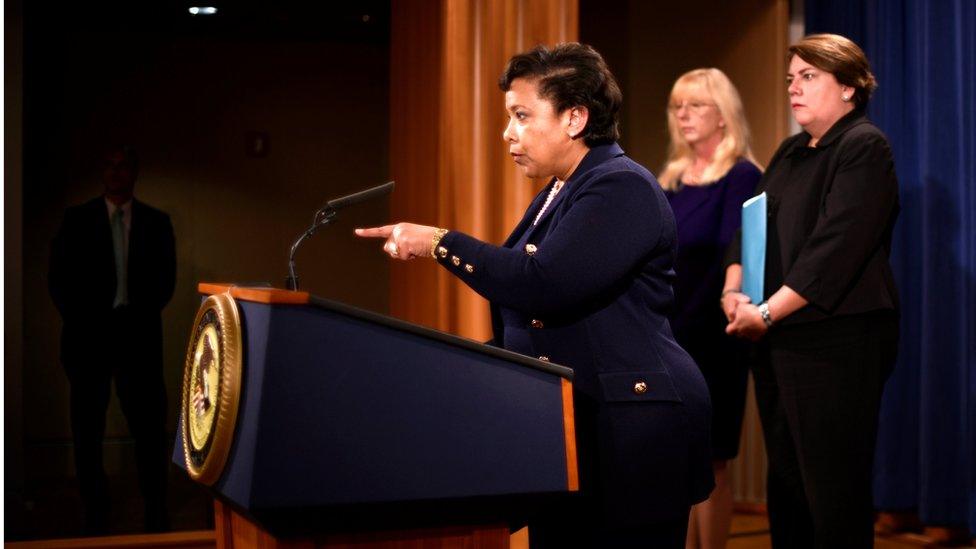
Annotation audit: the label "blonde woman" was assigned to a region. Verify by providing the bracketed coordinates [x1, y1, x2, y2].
[660, 68, 761, 549]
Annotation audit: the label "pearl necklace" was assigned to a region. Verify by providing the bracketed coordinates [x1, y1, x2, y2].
[533, 180, 565, 226]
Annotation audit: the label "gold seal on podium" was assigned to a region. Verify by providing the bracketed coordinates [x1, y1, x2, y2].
[181, 292, 243, 485]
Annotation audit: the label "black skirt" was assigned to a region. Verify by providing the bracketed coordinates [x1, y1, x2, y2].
[673, 315, 750, 460]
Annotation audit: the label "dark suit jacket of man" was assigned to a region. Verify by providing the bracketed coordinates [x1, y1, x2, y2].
[434, 143, 714, 526]
[49, 196, 176, 372]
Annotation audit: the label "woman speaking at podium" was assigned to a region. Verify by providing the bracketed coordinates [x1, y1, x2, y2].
[357, 43, 712, 548]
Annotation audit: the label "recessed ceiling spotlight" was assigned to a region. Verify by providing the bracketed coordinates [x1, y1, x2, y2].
[188, 7, 218, 16]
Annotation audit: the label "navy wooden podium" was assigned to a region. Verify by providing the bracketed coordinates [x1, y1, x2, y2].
[175, 284, 578, 548]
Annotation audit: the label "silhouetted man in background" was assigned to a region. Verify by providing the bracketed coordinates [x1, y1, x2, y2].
[49, 146, 176, 534]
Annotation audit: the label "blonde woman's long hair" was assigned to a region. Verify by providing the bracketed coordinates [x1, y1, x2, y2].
[658, 68, 759, 190]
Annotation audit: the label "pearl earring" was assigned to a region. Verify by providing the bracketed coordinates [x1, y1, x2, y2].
[842, 94, 851, 102]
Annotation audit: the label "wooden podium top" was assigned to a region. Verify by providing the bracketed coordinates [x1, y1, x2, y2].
[198, 283, 310, 304]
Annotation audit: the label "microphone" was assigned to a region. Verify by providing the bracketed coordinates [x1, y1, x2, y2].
[324, 181, 395, 211]
[286, 181, 395, 291]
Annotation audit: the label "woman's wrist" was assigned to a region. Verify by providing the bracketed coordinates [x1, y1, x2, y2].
[757, 301, 774, 327]
[430, 228, 449, 258]
[763, 285, 807, 325]
[720, 289, 743, 308]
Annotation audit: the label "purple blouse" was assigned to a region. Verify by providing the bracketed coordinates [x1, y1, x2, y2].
[665, 160, 761, 334]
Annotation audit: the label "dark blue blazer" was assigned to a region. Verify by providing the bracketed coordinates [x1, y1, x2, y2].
[436, 143, 714, 525]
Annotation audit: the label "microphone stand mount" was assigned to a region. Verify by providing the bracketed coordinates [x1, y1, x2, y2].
[283, 180, 394, 292]
[285, 207, 337, 291]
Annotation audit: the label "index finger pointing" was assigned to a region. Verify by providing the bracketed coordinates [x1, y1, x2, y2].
[355, 225, 394, 238]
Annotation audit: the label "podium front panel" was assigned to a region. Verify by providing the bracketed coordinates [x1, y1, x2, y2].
[192, 298, 575, 514]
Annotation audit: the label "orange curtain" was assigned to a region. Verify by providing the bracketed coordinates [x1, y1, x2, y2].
[390, 0, 578, 340]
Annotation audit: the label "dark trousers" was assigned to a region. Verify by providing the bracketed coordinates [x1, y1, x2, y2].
[753, 312, 898, 549]
[65, 309, 169, 534]
[528, 484, 690, 549]
[529, 512, 689, 548]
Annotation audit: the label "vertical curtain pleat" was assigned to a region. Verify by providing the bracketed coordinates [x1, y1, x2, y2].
[806, 0, 976, 531]
[390, 0, 578, 341]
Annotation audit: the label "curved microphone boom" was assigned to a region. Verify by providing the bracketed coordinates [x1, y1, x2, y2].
[285, 181, 394, 291]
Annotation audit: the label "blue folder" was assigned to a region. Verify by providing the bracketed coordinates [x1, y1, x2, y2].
[741, 192, 767, 304]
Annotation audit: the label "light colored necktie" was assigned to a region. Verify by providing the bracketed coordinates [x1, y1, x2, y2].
[111, 208, 128, 307]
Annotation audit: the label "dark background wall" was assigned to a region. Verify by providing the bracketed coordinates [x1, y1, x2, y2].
[8, 1, 392, 539]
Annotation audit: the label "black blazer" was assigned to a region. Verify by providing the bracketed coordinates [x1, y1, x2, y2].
[49, 196, 176, 366]
[729, 109, 900, 324]
[434, 143, 714, 525]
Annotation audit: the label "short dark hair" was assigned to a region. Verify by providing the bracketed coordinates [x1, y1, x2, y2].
[788, 34, 878, 107]
[499, 42, 622, 147]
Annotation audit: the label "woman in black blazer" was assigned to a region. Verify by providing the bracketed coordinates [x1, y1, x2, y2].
[723, 34, 899, 548]
[358, 43, 713, 548]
